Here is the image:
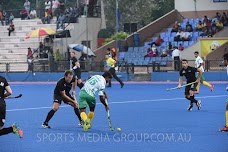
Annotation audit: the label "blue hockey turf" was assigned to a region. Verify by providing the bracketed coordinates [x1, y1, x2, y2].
[0, 83, 228, 152]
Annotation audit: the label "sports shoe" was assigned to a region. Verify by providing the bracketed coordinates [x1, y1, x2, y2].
[187, 104, 193, 111]
[219, 126, 228, 132]
[196, 100, 201, 110]
[121, 83, 124, 88]
[78, 121, 84, 127]
[210, 85, 214, 92]
[42, 122, 51, 129]
[12, 123, 23, 138]
[83, 119, 91, 132]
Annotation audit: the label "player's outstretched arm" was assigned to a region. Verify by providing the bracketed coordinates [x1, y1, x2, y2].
[99, 93, 109, 111]
[178, 76, 183, 88]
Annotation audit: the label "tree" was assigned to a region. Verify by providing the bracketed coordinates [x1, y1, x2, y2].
[103, 0, 174, 33]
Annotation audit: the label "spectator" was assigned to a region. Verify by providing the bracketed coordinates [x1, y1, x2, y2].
[45, 0, 51, 10]
[203, 15, 209, 24]
[106, 48, 112, 57]
[24, 0, 30, 17]
[29, 9, 37, 19]
[200, 26, 213, 37]
[182, 29, 190, 41]
[178, 43, 184, 51]
[7, 22, 15, 36]
[20, 9, 28, 20]
[52, 0, 59, 16]
[221, 12, 227, 26]
[171, 21, 179, 32]
[27, 47, 34, 72]
[56, 12, 65, 29]
[151, 44, 158, 57]
[174, 29, 184, 41]
[151, 35, 164, 46]
[42, 9, 52, 24]
[216, 20, 223, 32]
[2, 10, 8, 25]
[59, 0, 65, 13]
[9, 13, 14, 24]
[185, 21, 193, 32]
[144, 48, 153, 59]
[172, 46, 181, 71]
[196, 20, 204, 31]
[160, 49, 168, 57]
[0, 11, 3, 26]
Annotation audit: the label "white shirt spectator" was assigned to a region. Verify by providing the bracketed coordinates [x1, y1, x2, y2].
[30, 10, 37, 17]
[195, 56, 204, 72]
[24, 1, 31, 11]
[172, 48, 181, 58]
[176, 31, 184, 37]
[45, 1, 51, 10]
[52, 0, 59, 9]
[182, 31, 190, 39]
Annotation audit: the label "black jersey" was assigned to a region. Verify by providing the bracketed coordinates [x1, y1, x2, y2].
[70, 57, 77, 68]
[73, 67, 81, 79]
[54, 77, 76, 96]
[0, 76, 9, 98]
[179, 66, 198, 83]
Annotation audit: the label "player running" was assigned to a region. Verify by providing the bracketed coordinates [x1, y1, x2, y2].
[194, 51, 214, 93]
[178, 59, 202, 111]
[79, 71, 112, 132]
[42, 70, 82, 128]
[70, 51, 84, 89]
[219, 53, 228, 132]
[0, 75, 23, 137]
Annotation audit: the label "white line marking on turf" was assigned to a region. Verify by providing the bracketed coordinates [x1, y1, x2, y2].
[6, 94, 227, 112]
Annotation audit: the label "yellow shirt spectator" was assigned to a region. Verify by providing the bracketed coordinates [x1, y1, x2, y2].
[197, 23, 204, 29]
[216, 22, 223, 28]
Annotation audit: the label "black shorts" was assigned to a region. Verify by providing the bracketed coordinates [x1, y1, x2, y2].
[0, 99, 6, 127]
[185, 83, 198, 95]
[53, 94, 74, 105]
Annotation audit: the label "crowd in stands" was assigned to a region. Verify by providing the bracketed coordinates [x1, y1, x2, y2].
[142, 12, 228, 61]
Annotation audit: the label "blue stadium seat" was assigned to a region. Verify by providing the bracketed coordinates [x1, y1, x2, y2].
[189, 41, 195, 46]
[134, 47, 139, 52]
[118, 52, 125, 61]
[178, 41, 183, 46]
[160, 32, 166, 38]
[142, 60, 149, 65]
[169, 36, 174, 42]
[183, 41, 189, 47]
[163, 36, 169, 42]
[173, 42, 178, 47]
[144, 42, 151, 47]
[171, 32, 177, 37]
[128, 47, 134, 52]
[152, 37, 157, 42]
[193, 32, 199, 37]
[167, 28, 172, 33]
[183, 18, 188, 23]
[165, 32, 170, 37]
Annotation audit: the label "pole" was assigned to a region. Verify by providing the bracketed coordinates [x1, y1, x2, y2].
[86, 3, 89, 60]
[115, 0, 119, 53]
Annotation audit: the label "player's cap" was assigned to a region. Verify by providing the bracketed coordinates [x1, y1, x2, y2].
[102, 71, 112, 79]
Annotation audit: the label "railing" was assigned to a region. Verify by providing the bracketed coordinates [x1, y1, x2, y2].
[0, 60, 225, 73]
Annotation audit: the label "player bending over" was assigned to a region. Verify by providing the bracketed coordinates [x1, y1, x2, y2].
[178, 59, 202, 111]
[194, 51, 214, 93]
[0, 75, 23, 137]
[42, 70, 82, 128]
[220, 53, 228, 131]
[79, 71, 112, 132]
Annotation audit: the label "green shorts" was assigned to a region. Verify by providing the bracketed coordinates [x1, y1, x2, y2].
[79, 90, 96, 109]
[196, 73, 205, 82]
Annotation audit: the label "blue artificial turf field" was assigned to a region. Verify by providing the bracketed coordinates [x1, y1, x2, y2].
[0, 83, 228, 152]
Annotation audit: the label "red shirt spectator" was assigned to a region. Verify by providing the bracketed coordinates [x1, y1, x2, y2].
[154, 35, 164, 46]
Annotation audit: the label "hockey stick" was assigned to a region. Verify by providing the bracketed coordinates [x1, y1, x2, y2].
[6, 94, 22, 99]
[166, 82, 197, 91]
[105, 98, 114, 131]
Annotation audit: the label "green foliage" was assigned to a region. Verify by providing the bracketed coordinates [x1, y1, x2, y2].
[104, 0, 174, 32]
[103, 31, 128, 45]
[54, 48, 63, 61]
